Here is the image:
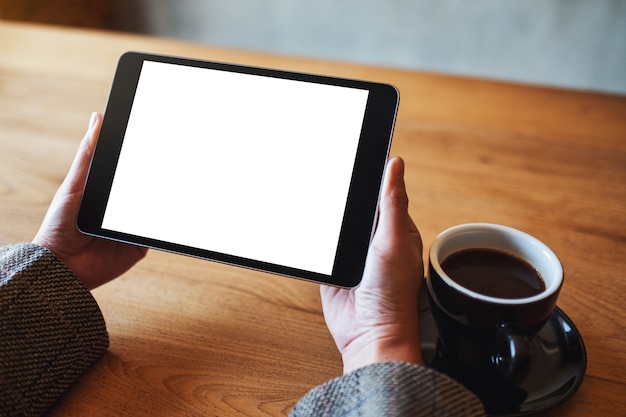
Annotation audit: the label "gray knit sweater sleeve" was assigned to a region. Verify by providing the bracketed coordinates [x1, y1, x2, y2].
[290, 361, 485, 417]
[0, 243, 484, 417]
[0, 243, 109, 417]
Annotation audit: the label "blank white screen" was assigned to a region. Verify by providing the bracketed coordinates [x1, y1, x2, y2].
[102, 61, 369, 275]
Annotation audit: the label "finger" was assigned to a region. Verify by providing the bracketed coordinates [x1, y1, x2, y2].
[407, 213, 423, 252]
[62, 112, 102, 194]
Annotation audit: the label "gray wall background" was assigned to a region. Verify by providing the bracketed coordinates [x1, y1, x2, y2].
[113, 0, 626, 94]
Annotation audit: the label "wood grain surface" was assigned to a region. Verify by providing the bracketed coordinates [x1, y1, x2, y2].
[1, 21, 625, 417]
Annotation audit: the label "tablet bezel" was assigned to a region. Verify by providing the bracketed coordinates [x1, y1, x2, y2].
[77, 52, 398, 288]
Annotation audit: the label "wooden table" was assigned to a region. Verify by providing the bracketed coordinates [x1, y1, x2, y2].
[1, 21, 624, 416]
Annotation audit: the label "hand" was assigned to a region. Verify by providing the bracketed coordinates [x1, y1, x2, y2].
[33, 113, 148, 290]
[320, 156, 424, 374]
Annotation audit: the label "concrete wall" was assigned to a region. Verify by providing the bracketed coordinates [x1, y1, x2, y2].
[113, 0, 626, 94]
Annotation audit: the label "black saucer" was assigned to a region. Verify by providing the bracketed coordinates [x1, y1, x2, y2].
[419, 287, 587, 416]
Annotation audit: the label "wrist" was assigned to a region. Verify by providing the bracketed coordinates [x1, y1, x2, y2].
[340, 331, 423, 374]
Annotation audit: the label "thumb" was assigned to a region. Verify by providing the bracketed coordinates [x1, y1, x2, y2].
[376, 156, 410, 240]
[62, 112, 102, 194]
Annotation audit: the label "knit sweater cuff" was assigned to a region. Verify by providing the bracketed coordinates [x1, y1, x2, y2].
[290, 361, 485, 417]
[0, 243, 109, 417]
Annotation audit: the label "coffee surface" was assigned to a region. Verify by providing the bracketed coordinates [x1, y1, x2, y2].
[441, 248, 545, 299]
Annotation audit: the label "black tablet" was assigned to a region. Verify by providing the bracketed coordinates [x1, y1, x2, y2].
[77, 52, 398, 288]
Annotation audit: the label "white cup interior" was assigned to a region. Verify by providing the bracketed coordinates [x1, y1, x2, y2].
[430, 223, 563, 304]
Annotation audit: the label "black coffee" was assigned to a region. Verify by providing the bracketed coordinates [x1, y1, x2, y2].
[441, 248, 545, 299]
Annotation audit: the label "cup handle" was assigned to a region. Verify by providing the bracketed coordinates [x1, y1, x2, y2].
[489, 324, 531, 383]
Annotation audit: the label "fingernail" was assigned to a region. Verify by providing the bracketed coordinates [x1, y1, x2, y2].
[88, 112, 98, 130]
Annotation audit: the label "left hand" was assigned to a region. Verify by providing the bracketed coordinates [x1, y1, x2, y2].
[33, 112, 147, 290]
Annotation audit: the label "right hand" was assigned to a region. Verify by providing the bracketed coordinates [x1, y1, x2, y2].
[320, 156, 424, 374]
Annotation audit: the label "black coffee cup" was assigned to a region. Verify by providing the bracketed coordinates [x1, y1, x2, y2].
[426, 223, 563, 388]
